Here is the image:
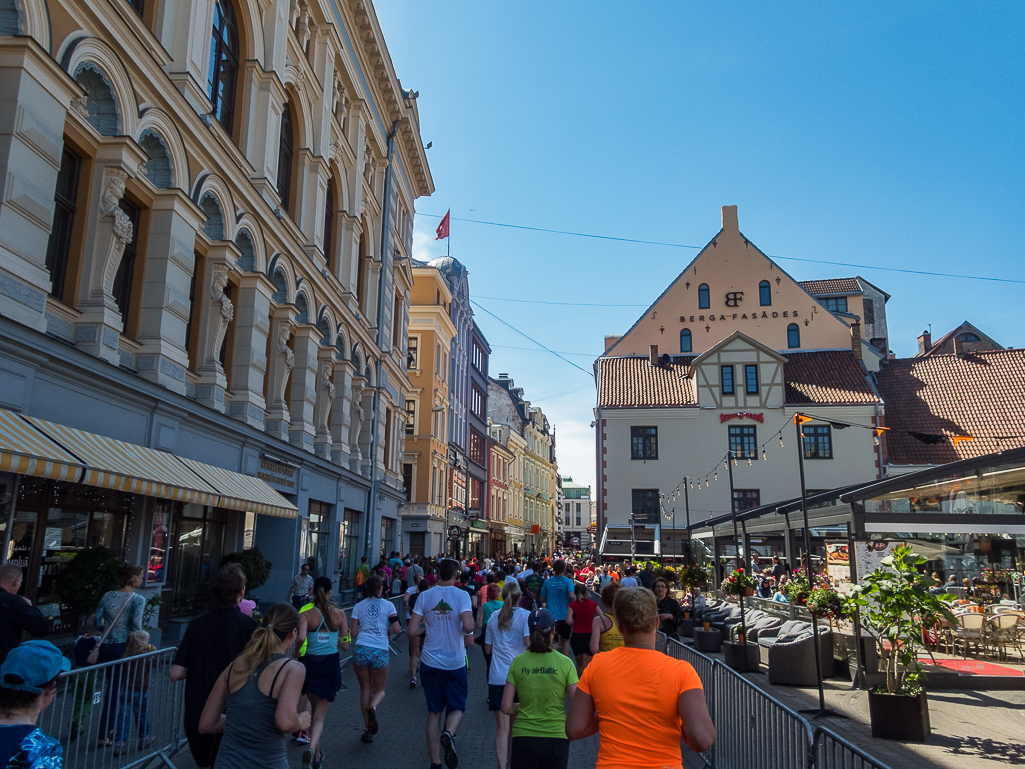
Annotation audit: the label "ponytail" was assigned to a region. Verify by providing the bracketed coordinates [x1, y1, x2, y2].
[231, 602, 297, 682]
[498, 580, 521, 631]
[314, 586, 340, 631]
[527, 627, 552, 654]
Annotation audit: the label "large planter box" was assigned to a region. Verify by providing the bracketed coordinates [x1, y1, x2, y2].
[867, 689, 930, 742]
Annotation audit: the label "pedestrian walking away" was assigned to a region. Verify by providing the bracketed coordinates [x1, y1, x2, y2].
[350, 574, 400, 744]
[566, 584, 598, 676]
[502, 609, 578, 769]
[170, 563, 258, 769]
[406, 578, 430, 688]
[566, 587, 716, 768]
[287, 564, 314, 609]
[408, 558, 474, 769]
[92, 563, 145, 749]
[198, 603, 310, 769]
[296, 576, 349, 769]
[538, 560, 574, 657]
[476, 584, 501, 683]
[0, 564, 49, 670]
[0, 640, 69, 768]
[484, 581, 530, 769]
[589, 583, 624, 656]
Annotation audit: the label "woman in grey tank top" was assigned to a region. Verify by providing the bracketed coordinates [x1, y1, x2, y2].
[198, 603, 310, 769]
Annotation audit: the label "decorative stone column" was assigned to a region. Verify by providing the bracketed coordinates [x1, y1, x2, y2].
[226, 272, 276, 428]
[288, 323, 320, 451]
[265, 306, 298, 440]
[313, 347, 336, 459]
[135, 189, 204, 394]
[359, 384, 376, 478]
[75, 143, 145, 364]
[330, 357, 355, 468]
[348, 374, 367, 474]
[193, 243, 239, 413]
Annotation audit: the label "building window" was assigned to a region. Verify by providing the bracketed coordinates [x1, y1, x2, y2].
[745, 364, 758, 395]
[472, 340, 486, 373]
[127, 0, 144, 17]
[863, 299, 875, 325]
[402, 463, 413, 502]
[405, 400, 415, 434]
[111, 199, 140, 333]
[631, 489, 660, 525]
[821, 297, 848, 314]
[470, 384, 484, 419]
[208, 0, 239, 134]
[45, 146, 82, 302]
[469, 429, 485, 465]
[733, 489, 760, 512]
[729, 425, 757, 459]
[407, 336, 418, 369]
[698, 283, 710, 309]
[277, 103, 294, 213]
[803, 425, 833, 459]
[759, 280, 771, 306]
[787, 323, 800, 349]
[680, 328, 692, 353]
[960, 332, 981, 342]
[721, 365, 734, 395]
[323, 180, 335, 265]
[630, 426, 658, 460]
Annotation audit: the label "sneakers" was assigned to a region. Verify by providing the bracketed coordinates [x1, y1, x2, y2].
[301, 749, 312, 769]
[366, 706, 379, 735]
[312, 750, 325, 769]
[360, 730, 374, 743]
[111, 742, 127, 756]
[440, 730, 458, 769]
[295, 730, 311, 744]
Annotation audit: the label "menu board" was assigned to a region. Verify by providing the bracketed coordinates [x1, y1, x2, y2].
[825, 542, 852, 591]
[853, 540, 903, 582]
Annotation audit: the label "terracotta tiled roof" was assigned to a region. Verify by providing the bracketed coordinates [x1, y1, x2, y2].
[596, 351, 879, 408]
[596, 356, 697, 408]
[875, 350, 1025, 465]
[783, 351, 881, 405]
[799, 278, 861, 296]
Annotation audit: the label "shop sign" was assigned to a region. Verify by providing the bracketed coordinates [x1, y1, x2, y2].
[258, 457, 297, 492]
[468, 508, 481, 520]
[719, 412, 764, 424]
[409, 522, 422, 528]
[471, 519, 487, 530]
[448, 525, 462, 540]
[530, 524, 540, 534]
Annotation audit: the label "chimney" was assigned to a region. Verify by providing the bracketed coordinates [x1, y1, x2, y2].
[917, 331, 932, 356]
[721, 205, 739, 233]
[850, 322, 862, 361]
[953, 335, 964, 357]
[649, 344, 659, 366]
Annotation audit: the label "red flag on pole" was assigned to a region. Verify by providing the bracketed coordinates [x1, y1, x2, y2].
[435, 210, 450, 240]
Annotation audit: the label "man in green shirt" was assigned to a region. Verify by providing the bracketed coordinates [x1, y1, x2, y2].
[501, 609, 578, 769]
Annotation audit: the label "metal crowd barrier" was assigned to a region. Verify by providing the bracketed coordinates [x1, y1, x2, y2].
[659, 635, 893, 769]
[38, 647, 184, 769]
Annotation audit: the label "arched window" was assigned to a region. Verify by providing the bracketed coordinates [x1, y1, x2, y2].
[680, 328, 692, 353]
[323, 180, 335, 267]
[787, 323, 800, 349]
[277, 103, 294, 213]
[759, 280, 771, 306]
[208, 0, 239, 134]
[698, 283, 710, 309]
[356, 228, 367, 310]
[959, 332, 981, 342]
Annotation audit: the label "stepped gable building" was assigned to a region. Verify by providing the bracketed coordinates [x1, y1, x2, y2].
[594, 206, 884, 560]
[0, 0, 431, 623]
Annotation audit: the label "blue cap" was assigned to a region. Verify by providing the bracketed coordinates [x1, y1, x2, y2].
[529, 608, 555, 633]
[1, 640, 70, 693]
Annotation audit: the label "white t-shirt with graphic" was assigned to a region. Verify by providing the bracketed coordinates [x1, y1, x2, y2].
[486, 606, 530, 685]
[352, 597, 397, 650]
[414, 584, 472, 671]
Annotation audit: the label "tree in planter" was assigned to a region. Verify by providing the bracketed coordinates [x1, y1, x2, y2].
[844, 545, 956, 696]
[221, 548, 273, 594]
[54, 546, 123, 618]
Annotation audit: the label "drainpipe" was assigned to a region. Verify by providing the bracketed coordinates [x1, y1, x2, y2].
[363, 120, 399, 562]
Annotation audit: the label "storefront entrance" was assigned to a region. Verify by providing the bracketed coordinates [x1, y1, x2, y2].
[168, 503, 226, 616]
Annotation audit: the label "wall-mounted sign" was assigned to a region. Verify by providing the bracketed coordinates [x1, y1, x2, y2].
[409, 522, 422, 529]
[468, 508, 481, 520]
[530, 525, 540, 534]
[719, 412, 764, 424]
[448, 525, 462, 540]
[679, 310, 799, 323]
[470, 520, 487, 531]
[258, 457, 297, 492]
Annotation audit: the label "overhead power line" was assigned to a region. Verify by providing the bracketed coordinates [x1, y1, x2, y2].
[418, 211, 1025, 286]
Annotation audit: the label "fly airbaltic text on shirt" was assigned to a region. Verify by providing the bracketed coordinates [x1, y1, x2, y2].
[518, 665, 560, 675]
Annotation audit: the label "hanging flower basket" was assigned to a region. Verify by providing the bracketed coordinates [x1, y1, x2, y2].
[720, 568, 757, 596]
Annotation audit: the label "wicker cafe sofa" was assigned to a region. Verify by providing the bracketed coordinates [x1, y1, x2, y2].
[757, 620, 834, 686]
[728, 614, 782, 643]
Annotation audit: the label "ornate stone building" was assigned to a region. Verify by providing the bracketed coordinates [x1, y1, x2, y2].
[0, 0, 431, 617]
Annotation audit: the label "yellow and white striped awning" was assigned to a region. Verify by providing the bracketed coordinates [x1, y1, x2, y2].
[0, 408, 84, 482]
[177, 457, 297, 519]
[25, 416, 221, 506]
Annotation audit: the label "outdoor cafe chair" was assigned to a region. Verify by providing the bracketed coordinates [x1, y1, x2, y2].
[987, 613, 1022, 660]
[955, 612, 987, 658]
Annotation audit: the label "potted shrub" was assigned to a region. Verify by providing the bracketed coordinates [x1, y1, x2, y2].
[844, 545, 955, 742]
[720, 567, 757, 598]
[222, 547, 273, 596]
[53, 545, 123, 631]
[782, 567, 813, 605]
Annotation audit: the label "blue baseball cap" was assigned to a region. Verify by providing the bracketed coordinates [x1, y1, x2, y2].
[2, 640, 70, 693]
[529, 608, 555, 633]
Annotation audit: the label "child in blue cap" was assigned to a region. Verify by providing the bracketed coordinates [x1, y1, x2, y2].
[0, 639, 69, 767]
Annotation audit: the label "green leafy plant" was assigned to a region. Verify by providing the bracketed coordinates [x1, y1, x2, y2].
[720, 567, 757, 596]
[142, 594, 163, 629]
[678, 564, 710, 589]
[844, 545, 956, 696]
[782, 568, 813, 604]
[222, 547, 273, 593]
[805, 586, 843, 619]
[54, 546, 123, 616]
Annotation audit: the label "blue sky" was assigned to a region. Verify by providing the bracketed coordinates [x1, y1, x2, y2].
[375, 2, 1025, 491]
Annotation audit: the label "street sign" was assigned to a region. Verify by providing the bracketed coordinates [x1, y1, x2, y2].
[448, 525, 462, 540]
